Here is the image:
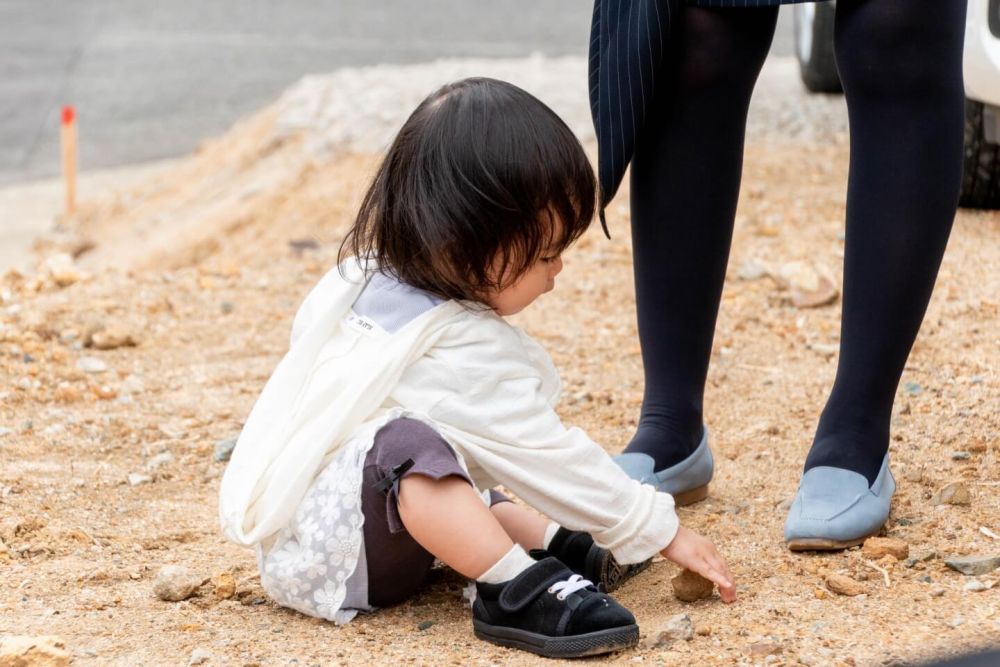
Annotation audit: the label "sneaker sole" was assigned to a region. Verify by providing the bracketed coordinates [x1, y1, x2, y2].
[473, 620, 640, 658]
[600, 553, 652, 593]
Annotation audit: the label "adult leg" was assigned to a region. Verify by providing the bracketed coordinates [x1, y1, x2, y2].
[805, 0, 967, 484]
[626, 7, 778, 469]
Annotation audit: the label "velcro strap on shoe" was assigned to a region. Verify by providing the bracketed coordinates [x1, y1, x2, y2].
[498, 557, 572, 613]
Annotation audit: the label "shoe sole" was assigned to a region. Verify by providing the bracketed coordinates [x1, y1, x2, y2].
[786, 536, 868, 552]
[473, 620, 639, 658]
[672, 484, 709, 507]
[600, 552, 651, 593]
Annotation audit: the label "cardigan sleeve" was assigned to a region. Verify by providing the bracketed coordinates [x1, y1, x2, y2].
[424, 319, 679, 564]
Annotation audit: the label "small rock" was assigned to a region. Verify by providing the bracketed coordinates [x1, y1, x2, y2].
[212, 571, 236, 599]
[948, 616, 965, 629]
[671, 569, 714, 602]
[77, 357, 107, 374]
[644, 613, 694, 649]
[220, 301, 234, 315]
[188, 648, 212, 665]
[930, 587, 946, 597]
[0, 636, 71, 666]
[749, 642, 783, 657]
[951, 451, 971, 461]
[862, 537, 909, 560]
[902, 381, 922, 396]
[825, 573, 865, 597]
[154, 565, 204, 602]
[416, 620, 434, 631]
[90, 325, 139, 350]
[945, 555, 1000, 576]
[963, 579, 988, 592]
[213, 437, 238, 462]
[695, 625, 712, 636]
[120, 374, 145, 395]
[931, 481, 972, 506]
[127, 473, 153, 487]
[776, 261, 838, 309]
[737, 259, 767, 281]
[43, 253, 86, 287]
[146, 451, 174, 470]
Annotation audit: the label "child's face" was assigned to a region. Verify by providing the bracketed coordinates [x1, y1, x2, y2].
[486, 252, 564, 316]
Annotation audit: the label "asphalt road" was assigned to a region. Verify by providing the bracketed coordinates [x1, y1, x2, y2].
[0, 1, 795, 185]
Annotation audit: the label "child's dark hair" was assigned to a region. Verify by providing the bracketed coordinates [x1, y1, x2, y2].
[338, 77, 596, 301]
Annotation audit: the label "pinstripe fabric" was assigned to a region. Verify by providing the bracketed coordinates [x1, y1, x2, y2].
[588, 0, 831, 229]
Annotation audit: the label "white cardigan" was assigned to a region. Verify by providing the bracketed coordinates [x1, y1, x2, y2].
[219, 259, 678, 570]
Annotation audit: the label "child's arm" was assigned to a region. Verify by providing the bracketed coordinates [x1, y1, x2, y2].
[422, 319, 736, 597]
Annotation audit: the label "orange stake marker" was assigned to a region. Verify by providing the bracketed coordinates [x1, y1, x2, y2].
[61, 105, 77, 218]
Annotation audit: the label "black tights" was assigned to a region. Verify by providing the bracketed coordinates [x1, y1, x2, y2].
[626, 0, 967, 485]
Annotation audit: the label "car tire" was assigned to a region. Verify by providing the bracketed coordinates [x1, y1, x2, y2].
[794, 3, 842, 94]
[960, 98, 1000, 209]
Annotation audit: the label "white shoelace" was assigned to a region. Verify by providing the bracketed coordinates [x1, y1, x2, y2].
[546, 574, 593, 601]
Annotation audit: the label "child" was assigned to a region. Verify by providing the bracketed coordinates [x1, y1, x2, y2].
[219, 77, 735, 659]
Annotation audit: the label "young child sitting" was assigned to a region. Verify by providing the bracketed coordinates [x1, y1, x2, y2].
[219, 77, 735, 659]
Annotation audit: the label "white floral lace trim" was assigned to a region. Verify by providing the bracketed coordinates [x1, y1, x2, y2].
[258, 435, 370, 625]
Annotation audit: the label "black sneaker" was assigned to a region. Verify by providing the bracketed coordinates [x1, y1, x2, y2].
[472, 557, 639, 658]
[530, 527, 651, 593]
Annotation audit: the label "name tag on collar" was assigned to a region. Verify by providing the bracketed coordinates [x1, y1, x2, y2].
[344, 309, 388, 337]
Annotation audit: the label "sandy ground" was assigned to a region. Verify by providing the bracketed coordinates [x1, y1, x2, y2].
[1, 57, 999, 666]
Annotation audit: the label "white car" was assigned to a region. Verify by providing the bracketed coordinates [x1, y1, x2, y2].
[794, 0, 1000, 208]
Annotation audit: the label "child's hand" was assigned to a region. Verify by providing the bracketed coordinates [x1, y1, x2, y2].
[661, 526, 737, 603]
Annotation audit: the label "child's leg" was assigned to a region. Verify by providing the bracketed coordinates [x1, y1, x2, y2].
[397, 475, 521, 579]
[487, 492, 552, 552]
[370, 419, 639, 658]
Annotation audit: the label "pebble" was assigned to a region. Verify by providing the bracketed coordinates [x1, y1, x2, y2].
[825, 573, 865, 597]
[963, 579, 988, 592]
[0, 635, 72, 666]
[671, 569, 714, 602]
[948, 616, 965, 629]
[220, 301, 234, 314]
[212, 571, 236, 599]
[90, 325, 139, 350]
[930, 587, 946, 597]
[188, 648, 213, 665]
[931, 481, 972, 506]
[416, 620, 434, 631]
[120, 374, 145, 395]
[146, 451, 174, 470]
[43, 253, 86, 287]
[749, 642, 783, 657]
[127, 473, 153, 487]
[737, 259, 768, 281]
[902, 381, 922, 396]
[153, 565, 204, 602]
[213, 437, 238, 462]
[951, 451, 971, 461]
[77, 357, 108, 374]
[862, 537, 909, 560]
[944, 555, 1000, 576]
[644, 613, 694, 648]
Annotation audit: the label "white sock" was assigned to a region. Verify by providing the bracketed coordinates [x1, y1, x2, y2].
[477, 545, 536, 584]
[542, 522, 561, 550]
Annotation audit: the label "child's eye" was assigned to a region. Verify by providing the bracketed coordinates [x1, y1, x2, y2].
[541, 255, 559, 263]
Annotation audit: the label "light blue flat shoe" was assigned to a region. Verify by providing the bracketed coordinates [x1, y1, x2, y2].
[613, 428, 713, 506]
[784, 454, 895, 551]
